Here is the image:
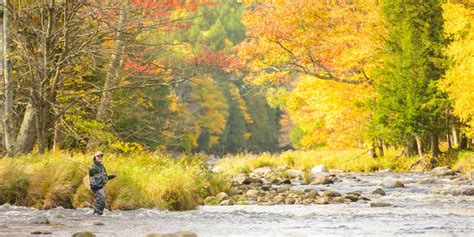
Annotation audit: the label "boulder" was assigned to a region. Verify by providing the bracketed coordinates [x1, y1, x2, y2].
[289, 188, 305, 196]
[461, 187, 474, 196]
[280, 179, 292, 185]
[315, 196, 329, 204]
[27, 216, 50, 225]
[277, 186, 290, 193]
[431, 166, 455, 176]
[284, 197, 296, 205]
[305, 190, 319, 199]
[273, 195, 285, 204]
[215, 192, 229, 202]
[311, 165, 329, 174]
[372, 188, 386, 196]
[332, 196, 346, 203]
[219, 199, 234, 206]
[345, 194, 359, 202]
[72, 232, 96, 237]
[253, 166, 272, 176]
[390, 181, 405, 188]
[287, 169, 303, 178]
[302, 199, 314, 205]
[233, 174, 252, 185]
[322, 190, 341, 197]
[245, 190, 260, 199]
[310, 176, 333, 185]
[370, 202, 392, 207]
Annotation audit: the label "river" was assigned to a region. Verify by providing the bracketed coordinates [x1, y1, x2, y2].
[0, 172, 472, 236]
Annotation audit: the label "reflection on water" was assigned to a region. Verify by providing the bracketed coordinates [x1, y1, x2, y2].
[0, 172, 472, 236]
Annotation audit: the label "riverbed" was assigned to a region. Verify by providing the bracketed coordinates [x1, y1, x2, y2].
[0, 172, 472, 236]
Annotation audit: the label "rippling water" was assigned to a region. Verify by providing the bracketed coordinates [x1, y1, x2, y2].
[0, 172, 472, 236]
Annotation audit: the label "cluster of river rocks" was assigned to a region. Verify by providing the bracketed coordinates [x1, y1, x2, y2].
[204, 165, 474, 206]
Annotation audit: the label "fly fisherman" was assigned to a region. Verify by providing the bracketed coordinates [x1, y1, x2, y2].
[89, 151, 115, 215]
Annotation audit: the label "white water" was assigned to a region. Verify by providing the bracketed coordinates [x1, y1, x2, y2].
[0, 172, 473, 237]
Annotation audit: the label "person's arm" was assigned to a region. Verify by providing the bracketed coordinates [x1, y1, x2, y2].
[107, 174, 116, 180]
[89, 165, 100, 177]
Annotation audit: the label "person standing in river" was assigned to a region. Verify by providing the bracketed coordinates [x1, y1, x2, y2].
[89, 151, 115, 215]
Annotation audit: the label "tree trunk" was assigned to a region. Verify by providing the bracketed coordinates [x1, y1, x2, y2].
[52, 120, 64, 151]
[460, 133, 468, 150]
[96, 6, 127, 122]
[414, 134, 423, 159]
[430, 133, 440, 164]
[3, 0, 14, 157]
[446, 109, 451, 151]
[452, 126, 459, 147]
[16, 101, 36, 153]
[0, 3, 4, 153]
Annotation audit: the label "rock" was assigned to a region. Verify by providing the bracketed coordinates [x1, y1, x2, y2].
[431, 166, 455, 176]
[370, 202, 392, 207]
[249, 177, 263, 184]
[257, 201, 275, 206]
[345, 194, 359, 202]
[233, 174, 252, 185]
[261, 185, 271, 191]
[175, 232, 198, 237]
[245, 190, 260, 199]
[332, 196, 346, 203]
[27, 216, 50, 225]
[392, 181, 405, 188]
[215, 192, 229, 202]
[0, 224, 7, 229]
[315, 196, 329, 204]
[31, 231, 43, 235]
[417, 178, 437, 184]
[43, 231, 53, 235]
[280, 179, 292, 184]
[219, 199, 234, 205]
[287, 169, 303, 178]
[311, 165, 329, 174]
[322, 190, 341, 197]
[144, 233, 178, 237]
[52, 213, 66, 219]
[470, 169, 474, 179]
[93, 221, 104, 226]
[72, 232, 96, 237]
[273, 195, 285, 204]
[372, 188, 386, 196]
[289, 188, 305, 196]
[310, 176, 333, 185]
[284, 197, 296, 205]
[253, 166, 272, 176]
[277, 186, 290, 193]
[461, 187, 474, 196]
[305, 190, 319, 199]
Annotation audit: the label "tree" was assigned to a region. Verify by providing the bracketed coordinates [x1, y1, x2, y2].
[372, 0, 447, 159]
[2, 0, 13, 157]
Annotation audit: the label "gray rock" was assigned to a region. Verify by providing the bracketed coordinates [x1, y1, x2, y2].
[372, 188, 386, 196]
[72, 232, 96, 237]
[93, 221, 104, 226]
[322, 190, 341, 197]
[310, 176, 333, 185]
[370, 202, 392, 207]
[311, 165, 329, 174]
[215, 192, 229, 202]
[461, 187, 474, 196]
[27, 216, 50, 225]
[431, 166, 455, 176]
[219, 199, 234, 206]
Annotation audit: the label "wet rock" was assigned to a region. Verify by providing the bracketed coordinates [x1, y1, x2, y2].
[417, 178, 437, 185]
[372, 188, 386, 196]
[305, 190, 319, 199]
[311, 165, 329, 174]
[215, 192, 229, 202]
[285, 197, 296, 205]
[52, 213, 66, 219]
[27, 216, 50, 225]
[310, 176, 333, 185]
[389, 181, 405, 188]
[72, 232, 96, 237]
[332, 196, 346, 203]
[261, 185, 271, 191]
[280, 179, 292, 185]
[144, 233, 178, 237]
[272, 195, 285, 204]
[315, 196, 329, 204]
[31, 230, 42, 235]
[93, 221, 104, 226]
[43, 231, 53, 235]
[431, 166, 455, 176]
[219, 199, 234, 206]
[461, 187, 474, 196]
[322, 190, 341, 197]
[370, 202, 392, 207]
[345, 194, 359, 202]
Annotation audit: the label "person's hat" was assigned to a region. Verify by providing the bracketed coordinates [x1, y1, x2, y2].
[94, 151, 103, 157]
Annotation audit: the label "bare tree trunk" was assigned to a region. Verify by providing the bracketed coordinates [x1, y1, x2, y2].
[52, 120, 64, 151]
[378, 139, 384, 157]
[414, 134, 423, 159]
[452, 126, 459, 147]
[16, 100, 36, 153]
[0, 4, 4, 153]
[96, 6, 127, 122]
[446, 109, 451, 151]
[3, 0, 14, 157]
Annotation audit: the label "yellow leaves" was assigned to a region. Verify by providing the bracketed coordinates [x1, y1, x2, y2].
[229, 85, 253, 124]
[441, 2, 474, 135]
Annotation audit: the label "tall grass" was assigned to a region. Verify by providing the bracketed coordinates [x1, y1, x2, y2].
[0, 152, 228, 211]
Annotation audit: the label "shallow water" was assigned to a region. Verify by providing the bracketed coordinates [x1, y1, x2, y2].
[0, 172, 473, 237]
